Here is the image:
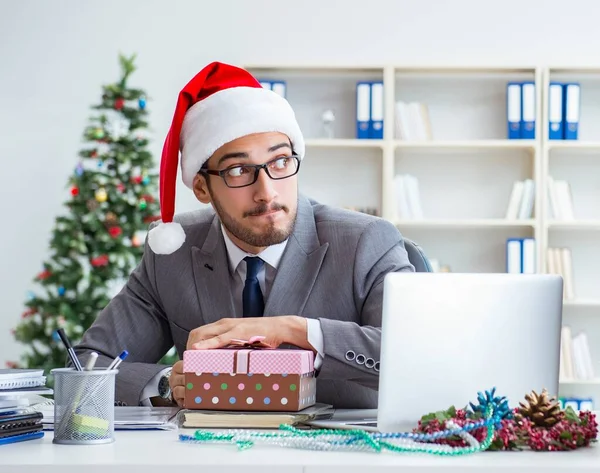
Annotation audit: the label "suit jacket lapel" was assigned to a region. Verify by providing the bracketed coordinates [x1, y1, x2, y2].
[264, 195, 329, 318]
[191, 215, 236, 325]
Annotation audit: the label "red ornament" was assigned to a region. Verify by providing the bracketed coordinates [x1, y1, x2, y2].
[141, 194, 155, 203]
[21, 308, 37, 319]
[5, 361, 18, 369]
[131, 176, 143, 185]
[115, 98, 125, 110]
[117, 183, 126, 192]
[90, 150, 98, 158]
[36, 270, 52, 280]
[70, 186, 79, 196]
[109, 226, 122, 238]
[90, 255, 110, 267]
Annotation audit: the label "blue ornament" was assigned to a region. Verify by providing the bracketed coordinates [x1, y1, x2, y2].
[57, 286, 65, 296]
[138, 97, 146, 109]
[26, 291, 35, 300]
[469, 388, 512, 426]
[97, 160, 104, 169]
[75, 163, 84, 176]
[142, 176, 150, 185]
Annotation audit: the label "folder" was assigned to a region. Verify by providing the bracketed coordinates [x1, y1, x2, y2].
[506, 238, 522, 273]
[548, 82, 564, 140]
[369, 81, 384, 139]
[522, 238, 536, 274]
[506, 82, 522, 139]
[563, 83, 580, 140]
[520, 82, 536, 139]
[271, 81, 286, 98]
[356, 82, 371, 139]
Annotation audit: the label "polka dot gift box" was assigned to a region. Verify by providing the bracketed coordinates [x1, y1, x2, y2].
[183, 343, 316, 412]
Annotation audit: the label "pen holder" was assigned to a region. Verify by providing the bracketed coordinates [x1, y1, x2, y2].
[51, 367, 118, 445]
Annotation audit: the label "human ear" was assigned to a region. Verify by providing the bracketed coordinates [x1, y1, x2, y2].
[192, 173, 211, 204]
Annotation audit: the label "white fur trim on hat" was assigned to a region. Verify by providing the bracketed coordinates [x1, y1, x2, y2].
[179, 86, 305, 189]
[147, 221, 186, 255]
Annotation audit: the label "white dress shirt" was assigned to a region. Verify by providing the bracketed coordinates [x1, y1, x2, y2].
[139, 226, 324, 405]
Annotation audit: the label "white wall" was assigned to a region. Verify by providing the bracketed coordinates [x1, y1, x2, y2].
[2, 0, 600, 365]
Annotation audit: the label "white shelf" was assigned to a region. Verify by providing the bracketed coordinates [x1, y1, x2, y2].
[394, 139, 536, 151]
[394, 219, 536, 229]
[305, 138, 384, 148]
[547, 220, 600, 230]
[563, 299, 600, 308]
[547, 141, 600, 150]
[560, 378, 600, 385]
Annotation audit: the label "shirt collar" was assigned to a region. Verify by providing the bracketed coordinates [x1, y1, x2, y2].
[221, 224, 288, 273]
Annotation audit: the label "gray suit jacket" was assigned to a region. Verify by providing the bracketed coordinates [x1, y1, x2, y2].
[73, 195, 415, 408]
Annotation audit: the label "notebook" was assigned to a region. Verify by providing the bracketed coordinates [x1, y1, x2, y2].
[178, 403, 334, 429]
[0, 369, 46, 391]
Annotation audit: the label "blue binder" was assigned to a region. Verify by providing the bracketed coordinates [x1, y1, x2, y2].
[271, 81, 286, 98]
[506, 82, 522, 139]
[520, 81, 536, 139]
[548, 82, 564, 140]
[563, 82, 580, 140]
[356, 82, 371, 139]
[369, 81, 384, 139]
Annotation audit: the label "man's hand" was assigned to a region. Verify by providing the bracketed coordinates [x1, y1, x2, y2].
[186, 316, 314, 352]
[169, 360, 185, 407]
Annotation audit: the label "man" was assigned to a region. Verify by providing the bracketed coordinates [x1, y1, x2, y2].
[73, 62, 415, 409]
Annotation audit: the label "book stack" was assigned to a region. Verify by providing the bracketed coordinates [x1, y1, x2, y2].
[394, 101, 433, 141]
[546, 247, 575, 300]
[547, 176, 576, 220]
[394, 174, 423, 220]
[0, 369, 52, 444]
[505, 179, 535, 220]
[560, 327, 594, 382]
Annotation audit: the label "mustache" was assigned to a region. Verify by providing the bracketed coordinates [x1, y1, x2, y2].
[244, 203, 287, 217]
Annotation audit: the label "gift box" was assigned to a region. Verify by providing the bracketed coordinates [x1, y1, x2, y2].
[183, 345, 316, 412]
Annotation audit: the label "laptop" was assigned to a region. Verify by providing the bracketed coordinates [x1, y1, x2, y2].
[310, 272, 563, 433]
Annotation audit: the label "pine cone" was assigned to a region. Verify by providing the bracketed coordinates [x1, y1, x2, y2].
[515, 389, 563, 428]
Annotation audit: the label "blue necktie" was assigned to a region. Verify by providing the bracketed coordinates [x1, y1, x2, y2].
[243, 256, 264, 317]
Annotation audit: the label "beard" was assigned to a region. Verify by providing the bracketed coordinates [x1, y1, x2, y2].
[211, 194, 297, 248]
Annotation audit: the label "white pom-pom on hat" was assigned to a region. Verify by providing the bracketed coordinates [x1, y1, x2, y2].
[148, 222, 186, 255]
[150, 61, 305, 255]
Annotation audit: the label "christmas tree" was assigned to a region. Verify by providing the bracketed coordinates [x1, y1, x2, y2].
[10, 54, 178, 377]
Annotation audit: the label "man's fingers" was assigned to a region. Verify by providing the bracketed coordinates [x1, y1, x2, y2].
[192, 333, 230, 350]
[172, 386, 185, 407]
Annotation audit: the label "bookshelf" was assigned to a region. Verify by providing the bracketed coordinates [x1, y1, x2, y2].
[245, 63, 600, 401]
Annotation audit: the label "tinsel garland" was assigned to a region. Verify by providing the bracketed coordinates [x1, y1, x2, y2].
[179, 389, 506, 455]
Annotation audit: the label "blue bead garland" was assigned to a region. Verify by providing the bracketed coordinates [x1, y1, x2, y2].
[179, 388, 506, 455]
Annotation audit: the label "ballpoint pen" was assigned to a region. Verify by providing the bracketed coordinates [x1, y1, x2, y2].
[55, 329, 83, 371]
[107, 350, 128, 370]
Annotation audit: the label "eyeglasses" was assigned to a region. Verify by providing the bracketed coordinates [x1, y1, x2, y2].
[199, 155, 300, 189]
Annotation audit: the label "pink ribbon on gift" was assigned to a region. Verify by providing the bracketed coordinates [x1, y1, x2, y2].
[225, 336, 275, 374]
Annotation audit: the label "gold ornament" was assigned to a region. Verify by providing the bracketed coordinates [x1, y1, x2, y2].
[95, 188, 108, 203]
[515, 388, 563, 427]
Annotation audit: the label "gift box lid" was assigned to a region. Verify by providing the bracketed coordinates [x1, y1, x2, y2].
[183, 348, 314, 375]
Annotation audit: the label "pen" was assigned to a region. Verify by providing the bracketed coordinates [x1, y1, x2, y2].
[106, 350, 128, 370]
[55, 329, 83, 371]
[85, 352, 98, 371]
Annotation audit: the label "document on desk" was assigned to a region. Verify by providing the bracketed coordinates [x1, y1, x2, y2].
[38, 405, 180, 431]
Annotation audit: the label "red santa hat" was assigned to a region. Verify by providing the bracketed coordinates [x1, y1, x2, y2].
[147, 62, 305, 254]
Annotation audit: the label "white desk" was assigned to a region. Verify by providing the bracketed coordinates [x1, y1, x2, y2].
[1, 429, 599, 473]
